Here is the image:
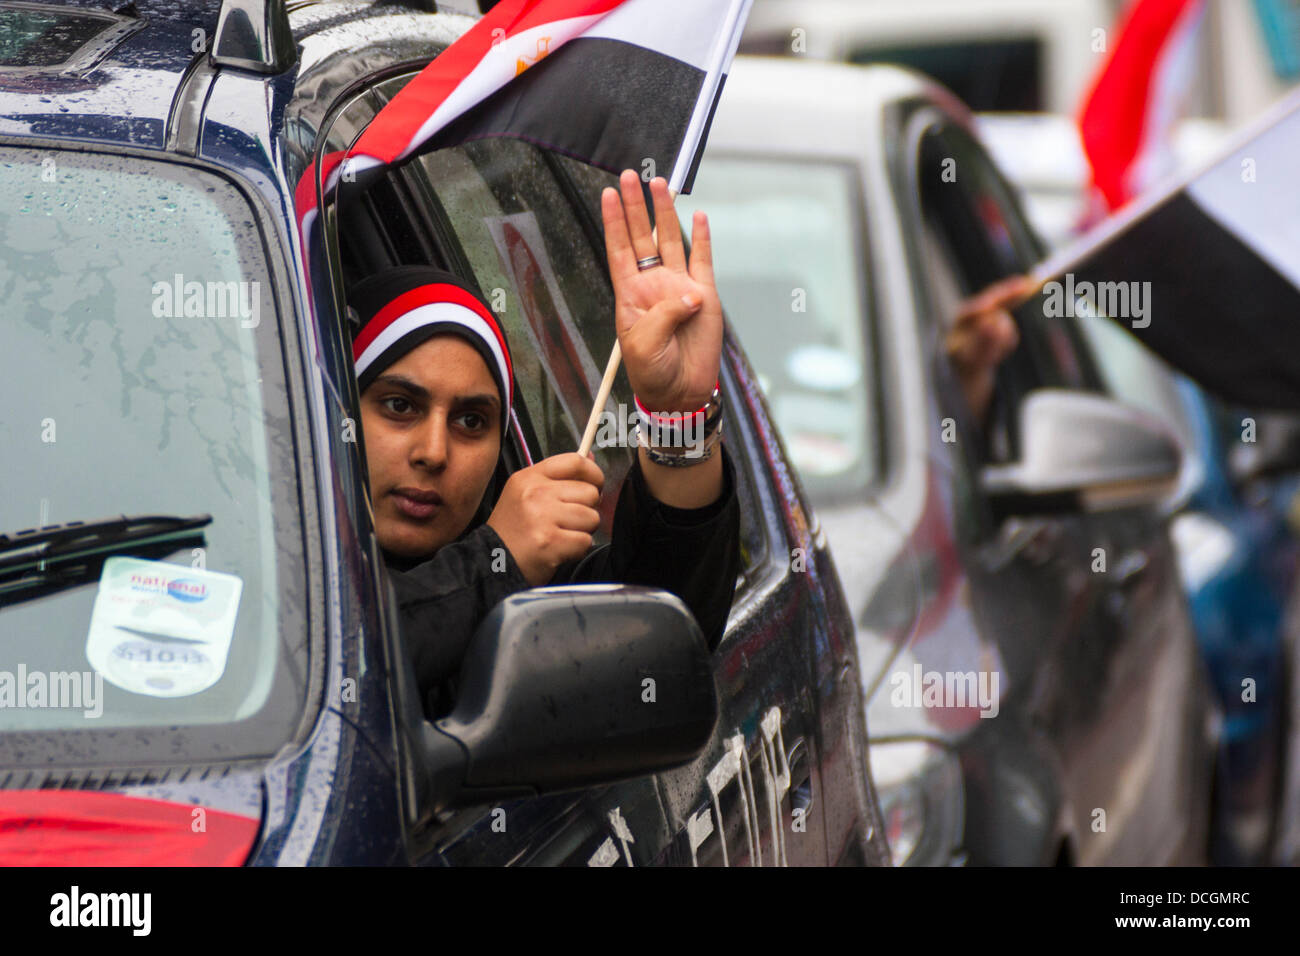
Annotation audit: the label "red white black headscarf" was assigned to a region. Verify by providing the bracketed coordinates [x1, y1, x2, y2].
[347, 266, 514, 439]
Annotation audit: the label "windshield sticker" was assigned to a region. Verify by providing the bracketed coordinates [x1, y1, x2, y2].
[85, 557, 243, 698]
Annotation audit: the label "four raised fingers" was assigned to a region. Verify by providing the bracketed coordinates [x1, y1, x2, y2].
[605, 169, 720, 285]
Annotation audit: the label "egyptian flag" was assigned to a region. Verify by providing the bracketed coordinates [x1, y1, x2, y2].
[336, 0, 753, 194]
[1032, 86, 1300, 410]
[1079, 0, 1206, 213]
[294, 149, 346, 252]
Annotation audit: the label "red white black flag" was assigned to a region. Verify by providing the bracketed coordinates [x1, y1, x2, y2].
[337, 0, 752, 193]
[1034, 86, 1300, 410]
[1078, 0, 1206, 213]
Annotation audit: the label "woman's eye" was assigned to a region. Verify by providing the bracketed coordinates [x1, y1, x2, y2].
[454, 411, 488, 432]
[382, 396, 414, 415]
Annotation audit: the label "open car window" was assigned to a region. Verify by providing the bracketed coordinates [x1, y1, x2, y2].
[323, 70, 769, 589]
[409, 141, 628, 470]
[915, 121, 1103, 462]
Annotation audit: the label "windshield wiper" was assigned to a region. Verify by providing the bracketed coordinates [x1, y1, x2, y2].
[0, 514, 211, 606]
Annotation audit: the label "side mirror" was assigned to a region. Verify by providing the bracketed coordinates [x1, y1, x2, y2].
[981, 389, 1182, 515]
[409, 586, 718, 817]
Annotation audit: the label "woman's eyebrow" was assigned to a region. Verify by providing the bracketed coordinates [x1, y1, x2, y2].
[454, 394, 501, 412]
[372, 374, 431, 401]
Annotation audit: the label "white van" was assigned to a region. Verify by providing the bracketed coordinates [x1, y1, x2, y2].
[742, 0, 1292, 125]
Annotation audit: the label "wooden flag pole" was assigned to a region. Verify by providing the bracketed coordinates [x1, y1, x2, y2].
[578, 191, 674, 458]
[578, 340, 622, 457]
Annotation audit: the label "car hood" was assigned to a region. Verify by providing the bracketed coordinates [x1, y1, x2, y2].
[0, 768, 264, 865]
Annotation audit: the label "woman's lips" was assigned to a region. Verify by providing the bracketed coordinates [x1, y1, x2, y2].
[391, 487, 443, 521]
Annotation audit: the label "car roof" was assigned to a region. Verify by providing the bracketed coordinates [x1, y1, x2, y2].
[0, 0, 226, 150]
[0, 0, 470, 155]
[704, 56, 966, 160]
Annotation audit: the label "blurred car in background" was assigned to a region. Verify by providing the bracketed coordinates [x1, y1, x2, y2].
[678, 55, 1217, 866]
[740, 0, 1118, 114]
[740, 0, 1290, 131]
[1075, 315, 1300, 865]
[976, 112, 1228, 249]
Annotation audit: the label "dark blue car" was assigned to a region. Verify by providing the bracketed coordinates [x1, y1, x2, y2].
[0, 0, 888, 866]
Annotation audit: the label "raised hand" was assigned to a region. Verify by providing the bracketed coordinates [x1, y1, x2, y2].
[601, 170, 723, 415]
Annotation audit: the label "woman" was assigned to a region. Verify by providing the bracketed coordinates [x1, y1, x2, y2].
[348, 172, 740, 717]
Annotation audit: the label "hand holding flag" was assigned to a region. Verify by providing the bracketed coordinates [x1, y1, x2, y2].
[944, 275, 1034, 423]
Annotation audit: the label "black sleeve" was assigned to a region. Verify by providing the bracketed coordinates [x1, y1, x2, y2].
[553, 446, 741, 651]
[387, 523, 530, 717]
[387, 449, 741, 716]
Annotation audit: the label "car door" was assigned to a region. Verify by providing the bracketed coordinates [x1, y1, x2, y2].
[315, 70, 881, 865]
[544, 152, 884, 867]
[897, 108, 1210, 864]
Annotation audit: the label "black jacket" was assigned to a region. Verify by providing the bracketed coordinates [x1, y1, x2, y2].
[385, 448, 741, 717]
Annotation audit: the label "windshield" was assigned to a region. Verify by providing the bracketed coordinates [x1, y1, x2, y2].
[677, 156, 879, 501]
[0, 147, 309, 769]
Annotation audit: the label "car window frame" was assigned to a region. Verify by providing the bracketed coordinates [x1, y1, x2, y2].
[312, 73, 781, 854]
[902, 110, 1106, 461]
[889, 103, 1023, 543]
[927, 120, 1106, 396]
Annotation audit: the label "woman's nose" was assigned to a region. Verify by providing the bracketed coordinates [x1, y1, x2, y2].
[411, 417, 448, 471]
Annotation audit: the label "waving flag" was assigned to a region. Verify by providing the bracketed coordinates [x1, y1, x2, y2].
[336, 0, 752, 193]
[1033, 86, 1300, 410]
[1079, 0, 1206, 212]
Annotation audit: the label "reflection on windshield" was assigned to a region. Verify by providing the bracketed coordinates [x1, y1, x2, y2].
[678, 157, 876, 501]
[0, 149, 305, 764]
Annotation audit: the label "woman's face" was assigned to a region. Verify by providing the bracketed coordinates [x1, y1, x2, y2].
[360, 334, 502, 559]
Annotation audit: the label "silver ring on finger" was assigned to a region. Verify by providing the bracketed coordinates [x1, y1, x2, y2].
[636, 255, 663, 271]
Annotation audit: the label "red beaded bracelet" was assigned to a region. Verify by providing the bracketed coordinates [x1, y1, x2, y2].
[632, 380, 720, 426]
